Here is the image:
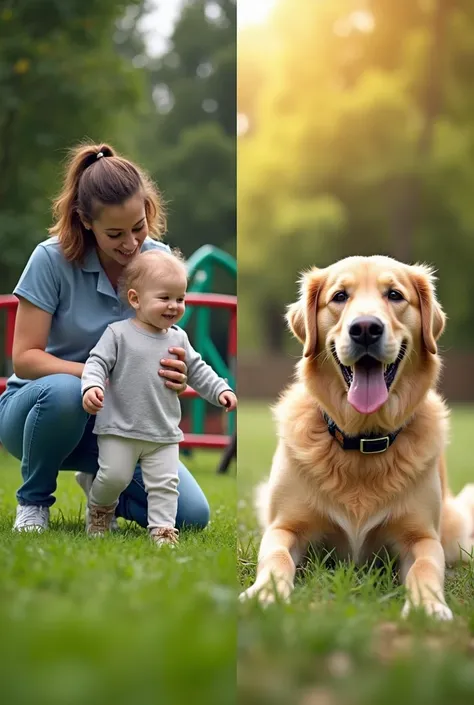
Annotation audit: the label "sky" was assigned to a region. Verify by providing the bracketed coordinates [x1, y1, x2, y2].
[138, 0, 276, 57]
[138, 0, 183, 56]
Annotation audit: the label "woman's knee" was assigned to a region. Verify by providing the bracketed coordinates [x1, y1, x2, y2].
[31, 375, 88, 433]
[189, 499, 210, 530]
[175, 461, 211, 530]
[38, 374, 84, 414]
[177, 493, 210, 530]
[0, 375, 87, 459]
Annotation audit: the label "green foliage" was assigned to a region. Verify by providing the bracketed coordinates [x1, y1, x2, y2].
[142, 0, 236, 258]
[0, 0, 148, 292]
[239, 0, 474, 352]
[156, 121, 236, 256]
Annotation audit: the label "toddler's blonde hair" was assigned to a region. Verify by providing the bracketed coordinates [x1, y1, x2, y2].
[118, 249, 187, 303]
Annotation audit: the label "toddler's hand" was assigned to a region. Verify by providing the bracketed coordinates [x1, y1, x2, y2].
[219, 391, 237, 412]
[82, 387, 104, 415]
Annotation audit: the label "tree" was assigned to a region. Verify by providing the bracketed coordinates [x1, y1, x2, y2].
[238, 0, 474, 352]
[0, 0, 148, 293]
[139, 0, 236, 258]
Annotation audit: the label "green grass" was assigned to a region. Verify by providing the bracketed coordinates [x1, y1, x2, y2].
[0, 450, 236, 705]
[238, 401, 474, 705]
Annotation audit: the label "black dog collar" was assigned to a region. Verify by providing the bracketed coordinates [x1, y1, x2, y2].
[323, 412, 402, 454]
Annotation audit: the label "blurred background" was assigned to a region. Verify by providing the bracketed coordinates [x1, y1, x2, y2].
[238, 0, 474, 402]
[0, 4, 236, 705]
[0, 0, 235, 286]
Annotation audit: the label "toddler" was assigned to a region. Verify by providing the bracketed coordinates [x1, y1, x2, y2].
[81, 249, 237, 546]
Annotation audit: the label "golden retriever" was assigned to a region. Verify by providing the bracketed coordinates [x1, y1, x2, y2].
[240, 256, 474, 619]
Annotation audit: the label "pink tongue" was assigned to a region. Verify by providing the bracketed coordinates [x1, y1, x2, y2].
[347, 363, 388, 414]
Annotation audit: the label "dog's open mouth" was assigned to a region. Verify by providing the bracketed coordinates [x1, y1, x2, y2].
[332, 342, 407, 415]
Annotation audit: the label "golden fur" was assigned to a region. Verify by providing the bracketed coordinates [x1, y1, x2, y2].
[241, 256, 474, 619]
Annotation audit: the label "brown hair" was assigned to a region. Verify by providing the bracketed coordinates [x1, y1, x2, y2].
[118, 248, 187, 304]
[49, 141, 166, 263]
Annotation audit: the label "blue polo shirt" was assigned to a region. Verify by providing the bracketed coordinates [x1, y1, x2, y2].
[6, 236, 170, 391]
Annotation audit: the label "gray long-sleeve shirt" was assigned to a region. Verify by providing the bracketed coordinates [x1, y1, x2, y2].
[81, 319, 232, 443]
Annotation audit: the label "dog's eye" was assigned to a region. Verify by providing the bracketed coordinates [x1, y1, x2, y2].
[387, 289, 404, 301]
[332, 291, 348, 303]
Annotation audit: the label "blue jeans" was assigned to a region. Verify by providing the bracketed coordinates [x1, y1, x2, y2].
[0, 374, 210, 530]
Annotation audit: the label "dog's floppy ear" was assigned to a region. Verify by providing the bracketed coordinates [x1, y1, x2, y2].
[286, 301, 305, 345]
[286, 268, 325, 359]
[410, 264, 445, 355]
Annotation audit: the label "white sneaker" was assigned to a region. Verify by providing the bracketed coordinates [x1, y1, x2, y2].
[13, 504, 50, 532]
[75, 472, 119, 532]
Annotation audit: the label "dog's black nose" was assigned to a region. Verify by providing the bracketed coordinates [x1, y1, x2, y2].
[349, 316, 384, 347]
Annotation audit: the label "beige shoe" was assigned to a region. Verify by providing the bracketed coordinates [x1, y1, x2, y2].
[87, 502, 118, 536]
[150, 526, 179, 547]
[75, 473, 119, 532]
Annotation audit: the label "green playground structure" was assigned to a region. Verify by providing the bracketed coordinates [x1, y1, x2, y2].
[178, 245, 236, 445]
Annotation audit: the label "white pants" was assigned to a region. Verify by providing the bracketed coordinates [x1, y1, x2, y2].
[90, 435, 180, 530]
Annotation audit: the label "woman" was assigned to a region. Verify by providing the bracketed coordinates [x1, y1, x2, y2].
[0, 142, 210, 532]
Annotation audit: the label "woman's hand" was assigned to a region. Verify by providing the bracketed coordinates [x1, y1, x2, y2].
[159, 347, 188, 393]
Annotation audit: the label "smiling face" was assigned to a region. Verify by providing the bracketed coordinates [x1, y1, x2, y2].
[287, 256, 445, 422]
[322, 259, 420, 415]
[127, 253, 187, 332]
[83, 192, 148, 268]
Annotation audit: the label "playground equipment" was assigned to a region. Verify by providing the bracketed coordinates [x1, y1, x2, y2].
[0, 244, 236, 461]
[183, 245, 237, 441]
[0, 294, 16, 387]
[177, 291, 236, 449]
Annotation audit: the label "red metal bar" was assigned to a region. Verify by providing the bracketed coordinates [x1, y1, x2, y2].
[228, 308, 237, 357]
[0, 295, 18, 392]
[0, 294, 238, 308]
[0, 295, 18, 358]
[185, 293, 236, 309]
[176, 293, 237, 399]
[0, 295, 19, 307]
[180, 434, 231, 449]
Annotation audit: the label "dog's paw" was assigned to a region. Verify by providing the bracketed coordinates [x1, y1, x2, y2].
[401, 599, 453, 621]
[239, 578, 293, 606]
